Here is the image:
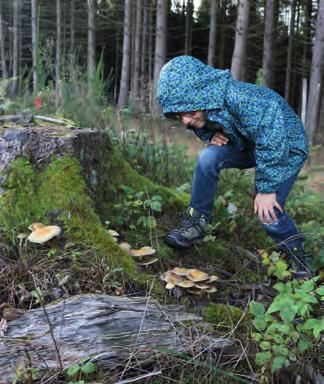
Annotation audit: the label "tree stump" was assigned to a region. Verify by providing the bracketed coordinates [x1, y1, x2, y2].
[0, 125, 108, 195]
[0, 294, 231, 383]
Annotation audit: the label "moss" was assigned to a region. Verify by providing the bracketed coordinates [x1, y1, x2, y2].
[203, 303, 251, 330]
[0, 156, 136, 276]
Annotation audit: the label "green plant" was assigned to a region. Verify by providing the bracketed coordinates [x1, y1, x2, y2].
[113, 184, 163, 230]
[66, 359, 97, 384]
[13, 362, 36, 384]
[260, 251, 292, 280]
[250, 277, 323, 374]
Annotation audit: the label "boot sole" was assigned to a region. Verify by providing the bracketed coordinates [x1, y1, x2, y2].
[165, 236, 204, 248]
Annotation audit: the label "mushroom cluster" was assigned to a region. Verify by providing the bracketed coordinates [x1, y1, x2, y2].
[160, 268, 218, 294]
[106, 227, 158, 266]
[27, 223, 61, 244]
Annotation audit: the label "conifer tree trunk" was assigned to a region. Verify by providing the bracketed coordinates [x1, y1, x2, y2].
[302, 0, 312, 77]
[284, 0, 296, 102]
[55, 0, 62, 107]
[208, 0, 217, 67]
[305, 0, 324, 142]
[231, 0, 250, 81]
[140, 0, 148, 110]
[131, 0, 142, 105]
[262, 0, 276, 88]
[219, 0, 227, 69]
[87, 0, 96, 96]
[70, 0, 75, 77]
[0, 0, 7, 79]
[153, 0, 167, 116]
[117, 0, 132, 108]
[148, 0, 154, 111]
[10, 0, 19, 96]
[184, 0, 193, 55]
[31, 0, 38, 94]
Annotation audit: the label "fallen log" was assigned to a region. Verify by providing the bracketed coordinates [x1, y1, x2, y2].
[0, 294, 232, 383]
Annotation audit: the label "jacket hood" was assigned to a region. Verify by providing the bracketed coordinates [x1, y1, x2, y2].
[157, 56, 232, 116]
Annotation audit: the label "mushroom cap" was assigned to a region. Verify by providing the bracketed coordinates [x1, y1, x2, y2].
[119, 242, 131, 251]
[166, 283, 175, 289]
[108, 229, 119, 237]
[194, 283, 211, 289]
[187, 288, 203, 295]
[17, 233, 28, 240]
[176, 280, 195, 288]
[205, 286, 217, 293]
[28, 225, 61, 244]
[28, 222, 46, 231]
[186, 269, 209, 282]
[129, 246, 156, 257]
[136, 256, 158, 266]
[206, 275, 218, 283]
[171, 267, 189, 276]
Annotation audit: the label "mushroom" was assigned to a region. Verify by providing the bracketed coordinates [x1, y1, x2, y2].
[195, 283, 211, 290]
[28, 222, 46, 231]
[136, 256, 158, 266]
[107, 229, 119, 237]
[119, 242, 131, 251]
[129, 246, 156, 257]
[28, 225, 61, 244]
[205, 286, 217, 293]
[186, 269, 209, 282]
[171, 267, 190, 276]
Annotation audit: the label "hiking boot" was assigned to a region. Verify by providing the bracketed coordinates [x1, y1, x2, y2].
[165, 207, 208, 248]
[284, 246, 313, 280]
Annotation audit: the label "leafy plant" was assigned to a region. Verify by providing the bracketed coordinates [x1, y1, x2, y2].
[250, 277, 323, 374]
[66, 359, 97, 384]
[113, 184, 163, 230]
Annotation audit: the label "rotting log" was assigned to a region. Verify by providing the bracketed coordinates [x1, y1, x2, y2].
[0, 294, 232, 383]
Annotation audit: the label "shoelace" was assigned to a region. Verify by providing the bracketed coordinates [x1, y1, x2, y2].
[172, 218, 199, 234]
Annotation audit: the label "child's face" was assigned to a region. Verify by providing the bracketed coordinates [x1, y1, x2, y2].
[174, 111, 206, 128]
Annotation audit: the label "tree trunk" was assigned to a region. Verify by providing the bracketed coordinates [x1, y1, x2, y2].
[184, 0, 193, 55]
[131, 0, 143, 105]
[284, 0, 296, 102]
[0, 0, 8, 80]
[55, 0, 62, 107]
[31, 0, 38, 94]
[262, 0, 276, 88]
[10, 0, 19, 96]
[153, 0, 167, 116]
[305, 0, 324, 143]
[117, 0, 132, 108]
[148, 0, 154, 111]
[87, 0, 96, 96]
[231, 0, 250, 81]
[0, 294, 231, 383]
[208, 0, 217, 67]
[302, 0, 312, 78]
[219, 0, 227, 69]
[69, 0, 75, 78]
[140, 0, 148, 110]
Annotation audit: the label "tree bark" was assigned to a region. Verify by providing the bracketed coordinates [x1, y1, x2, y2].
[10, 0, 19, 96]
[231, 0, 250, 81]
[305, 0, 324, 143]
[55, 0, 62, 107]
[31, 0, 38, 94]
[262, 0, 276, 88]
[117, 0, 132, 109]
[184, 0, 193, 55]
[0, 0, 7, 80]
[0, 294, 231, 383]
[140, 0, 149, 110]
[69, 0, 75, 78]
[208, 0, 217, 67]
[219, 0, 227, 69]
[302, 0, 312, 77]
[131, 0, 143, 105]
[87, 0, 96, 96]
[284, 0, 296, 102]
[153, 0, 167, 116]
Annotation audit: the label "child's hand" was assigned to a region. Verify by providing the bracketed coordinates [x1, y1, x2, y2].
[209, 131, 228, 146]
[254, 193, 283, 223]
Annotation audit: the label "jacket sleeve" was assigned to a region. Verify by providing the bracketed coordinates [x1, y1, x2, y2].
[189, 123, 224, 143]
[254, 102, 290, 194]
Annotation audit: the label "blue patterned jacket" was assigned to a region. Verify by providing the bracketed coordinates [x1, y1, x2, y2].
[157, 56, 308, 194]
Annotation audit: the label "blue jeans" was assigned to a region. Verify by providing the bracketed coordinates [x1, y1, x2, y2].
[190, 144, 304, 249]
